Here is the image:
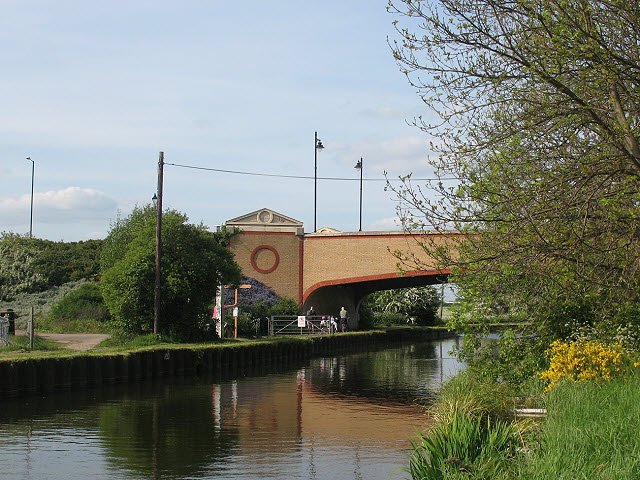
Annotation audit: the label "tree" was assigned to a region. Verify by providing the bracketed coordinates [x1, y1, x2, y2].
[0, 232, 47, 301]
[367, 286, 440, 325]
[388, 0, 640, 339]
[100, 205, 241, 338]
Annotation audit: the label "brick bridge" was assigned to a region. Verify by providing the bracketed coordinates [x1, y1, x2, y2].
[226, 208, 455, 329]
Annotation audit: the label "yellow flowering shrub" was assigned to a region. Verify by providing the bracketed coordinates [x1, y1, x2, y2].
[539, 340, 639, 391]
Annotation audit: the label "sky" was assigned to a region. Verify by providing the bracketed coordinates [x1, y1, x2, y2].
[0, 0, 443, 242]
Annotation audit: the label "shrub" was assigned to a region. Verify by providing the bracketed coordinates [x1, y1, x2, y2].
[41, 282, 110, 333]
[371, 311, 410, 327]
[539, 339, 640, 391]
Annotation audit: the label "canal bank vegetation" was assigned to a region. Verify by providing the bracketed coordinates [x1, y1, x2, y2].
[404, 341, 640, 479]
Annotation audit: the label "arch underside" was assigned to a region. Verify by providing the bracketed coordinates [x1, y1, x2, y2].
[303, 270, 450, 328]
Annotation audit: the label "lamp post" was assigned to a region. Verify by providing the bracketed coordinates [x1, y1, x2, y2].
[354, 158, 363, 231]
[26, 157, 34, 238]
[314, 132, 324, 232]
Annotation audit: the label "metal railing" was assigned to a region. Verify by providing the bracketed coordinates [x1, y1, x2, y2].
[268, 315, 337, 336]
[0, 318, 9, 347]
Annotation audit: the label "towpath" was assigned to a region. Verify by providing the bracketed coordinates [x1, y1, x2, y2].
[15, 330, 110, 351]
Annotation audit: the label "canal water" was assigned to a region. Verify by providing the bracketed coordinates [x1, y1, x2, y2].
[0, 337, 464, 480]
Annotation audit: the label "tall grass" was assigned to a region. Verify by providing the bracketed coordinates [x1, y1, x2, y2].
[517, 372, 640, 479]
[403, 370, 534, 480]
[406, 408, 521, 480]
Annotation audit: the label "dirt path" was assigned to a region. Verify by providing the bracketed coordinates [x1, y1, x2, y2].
[15, 330, 111, 351]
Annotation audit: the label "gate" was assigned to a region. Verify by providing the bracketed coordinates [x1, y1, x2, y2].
[268, 315, 335, 336]
[0, 318, 9, 347]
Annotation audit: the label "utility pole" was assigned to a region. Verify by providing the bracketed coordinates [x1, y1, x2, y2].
[154, 152, 164, 335]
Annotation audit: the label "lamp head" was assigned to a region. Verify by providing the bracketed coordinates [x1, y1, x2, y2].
[354, 159, 362, 170]
[316, 139, 324, 151]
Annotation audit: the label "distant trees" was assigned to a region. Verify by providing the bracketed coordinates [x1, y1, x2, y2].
[0, 232, 102, 301]
[100, 205, 241, 339]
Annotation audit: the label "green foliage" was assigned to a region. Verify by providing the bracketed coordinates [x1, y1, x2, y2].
[371, 311, 408, 327]
[365, 286, 440, 326]
[40, 282, 110, 333]
[100, 205, 241, 340]
[0, 232, 47, 301]
[271, 297, 300, 316]
[388, 0, 640, 369]
[0, 232, 102, 302]
[32, 238, 102, 286]
[0, 280, 90, 329]
[434, 370, 519, 423]
[406, 408, 521, 480]
[453, 329, 550, 386]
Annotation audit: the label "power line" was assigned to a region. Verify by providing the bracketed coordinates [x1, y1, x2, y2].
[165, 162, 460, 182]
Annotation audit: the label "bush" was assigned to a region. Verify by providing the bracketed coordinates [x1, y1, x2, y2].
[371, 311, 409, 327]
[40, 282, 110, 333]
[538, 339, 640, 391]
[365, 286, 441, 326]
[100, 205, 240, 339]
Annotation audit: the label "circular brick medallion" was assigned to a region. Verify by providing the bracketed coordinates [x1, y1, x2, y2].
[250, 245, 280, 274]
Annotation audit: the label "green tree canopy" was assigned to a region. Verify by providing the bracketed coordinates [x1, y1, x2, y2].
[388, 0, 640, 339]
[366, 286, 440, 325]
[100, 205, 241, 338]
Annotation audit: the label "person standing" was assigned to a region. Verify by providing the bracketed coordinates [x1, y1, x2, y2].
[307, 306, 316, 317]
[339, 306, 348, 332]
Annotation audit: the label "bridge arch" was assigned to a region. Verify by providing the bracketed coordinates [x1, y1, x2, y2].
[226, 208, 457, 330]
[303, 270, 450, 329]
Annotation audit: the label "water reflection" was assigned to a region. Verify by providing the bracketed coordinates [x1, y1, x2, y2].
[0, 337, 464, 480]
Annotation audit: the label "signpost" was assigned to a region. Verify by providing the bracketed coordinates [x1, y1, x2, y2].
[223, 284, 252, 339]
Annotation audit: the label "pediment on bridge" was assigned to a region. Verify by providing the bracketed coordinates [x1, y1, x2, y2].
[316, 227, 342, 234]
[226, 208, 304, 234]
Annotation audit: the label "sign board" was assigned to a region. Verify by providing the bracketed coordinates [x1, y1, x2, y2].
[297, 316, 306, 327]
[214, 288, 223, 338]
[233, 307, 239, 317]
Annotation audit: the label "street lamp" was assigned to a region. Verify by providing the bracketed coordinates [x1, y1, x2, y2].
[354, 158, 363, 232]
[314, 132, 324, 232]
[26, 157, 34, 238]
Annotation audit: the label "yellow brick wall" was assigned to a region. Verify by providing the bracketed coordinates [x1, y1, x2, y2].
[229, 232, 301, 302]
[302, 233, 452, 294]
[229, 231, 458, 305]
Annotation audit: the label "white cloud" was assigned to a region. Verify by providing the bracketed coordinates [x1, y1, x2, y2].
[0, 186, 117, 225]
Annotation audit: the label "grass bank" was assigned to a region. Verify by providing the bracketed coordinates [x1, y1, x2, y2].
[517, 373, 640, 479]
[405, 370, 640, 479]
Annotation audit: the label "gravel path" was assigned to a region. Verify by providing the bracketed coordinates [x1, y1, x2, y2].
[15, 330, 111, 351]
